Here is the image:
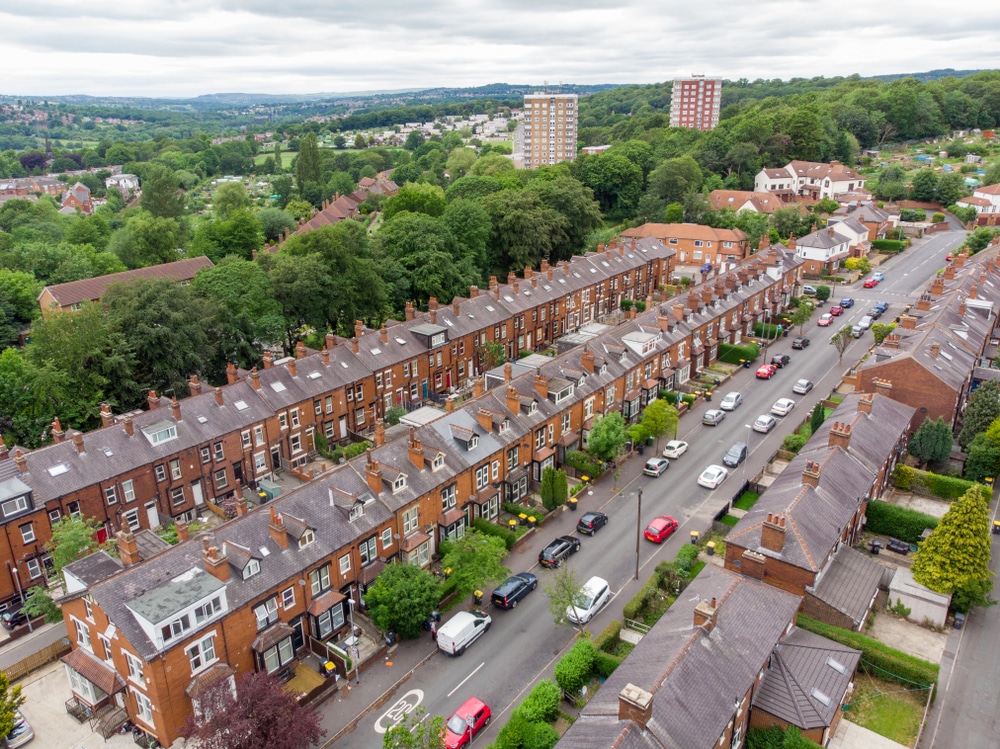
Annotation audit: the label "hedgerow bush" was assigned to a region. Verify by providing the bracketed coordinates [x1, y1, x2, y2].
[564, 450, 602, 478]
[554, 640, 596, 695]
[472, 517, 518, 551]
[718, 342, 760, 364]
[513, 680, 562, 723]
[873, 239, 906, 252]
[864, 500, 938, 544]
[893, 464, 977, 499]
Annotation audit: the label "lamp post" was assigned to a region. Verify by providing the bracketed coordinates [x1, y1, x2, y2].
[6, 563, 32, 633]
[741, 424, 753, 507]
[634, 488, 643, 580]
[347, 597, 360, 685]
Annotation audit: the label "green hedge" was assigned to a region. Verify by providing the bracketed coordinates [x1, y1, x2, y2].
[797, 615, 938, 696]
[472, 517, 518, 551]
[753, 323, 782, 339]
[592, 619, 623, 653]
[513, 680, 562, 723]
[554, 640, 596, 695]
[564, 450, 603, 479]
[873, 239, 906, 252]
[748, 726, 823, 749]
[865, 500, 938, 543]
[718, 341, 760, 364]
[893, 464, 979, 500]
[492, 714, 559, 749]
[593, 651, 623, 679]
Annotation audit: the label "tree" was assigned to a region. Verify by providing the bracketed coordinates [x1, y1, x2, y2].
[0, 673, 24, 739]
[106, 213, 182, 269]
[180, 669, 325, 749]
[544, 564, 586, 634]
[829, 325, 853, 364]
[809, 403, 825, 435]
[213, 182, 251, 219]
[575, 152, 643, 219]
[814, 285, 831, 302]
[257, 207, 296, 243]
[540, 466, 557, 511]
[21, 584, 62, 623]
[910, 169, 939, 202]
[870, 322, 896, 345]
[48, 514, 106, 577]
[911, 483, 993, 612]
[587, 412, 627, 464]
[383, 183, 447, 220]
[364, 563, 441, 639]
[908, 417, 954, 467]
[789, 302, 813, 334]
[140, 164, 185, 219]
[641, 399, 678, 450]
[936, 172, 967, 206]
[296, 132, 322, 193]
[964, 432, 1000, 483]
[383, 707, 446, 749]
[959, 381, 1000, 451]
[439, 530, 509, 601]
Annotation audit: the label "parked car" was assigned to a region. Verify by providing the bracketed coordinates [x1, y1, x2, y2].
[792, 378, 814, 395]
[771, 398, 796, 417]
[697, 464, 729, 489]
[0, 609, 28, 631]
[703, 409, 726, 426]
[566, 576, 612, 624]
[644, 515, 679, 544]
[643, 457, 669, 477]
[752, 414, 777, 434]
[829, 305, 843, 316]
[5, 712, 32, 749]
[437, 610, 492, 656]
[491, 573, 538, 610]
[867, 307, 883, 320]
[791, 336, 810, 349]
[863, 277, 879, 288]
[723, 442, 748, 468]
[875, 301, 890, 313]
[576, 511, 608, 535]
[817, 313, 833, 327]
[802, 284, 817, 296]
[719, 391, 743, 411]
[872, 271, 884, 282]
[662, 440, 688, 459]
[946, 252, 953, 261]
[444, 697, 491, 749]
[851, 325, 864, 338]
[770, 354, 790, 368]
[840, 297, 855, 308]
[755, 364, 777, 379]
[858, 315, 873, 330]
[538, 536, 581, 568]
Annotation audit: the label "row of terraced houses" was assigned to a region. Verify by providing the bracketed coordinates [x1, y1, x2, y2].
[13, 239, 809, 745]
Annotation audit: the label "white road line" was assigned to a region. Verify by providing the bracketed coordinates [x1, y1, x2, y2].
[447, 662, 485, 697]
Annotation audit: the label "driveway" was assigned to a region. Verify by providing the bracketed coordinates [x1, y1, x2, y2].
[829, 720, 910, 749]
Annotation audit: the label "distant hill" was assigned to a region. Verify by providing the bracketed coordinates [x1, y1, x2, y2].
[868, 68, 987, 83]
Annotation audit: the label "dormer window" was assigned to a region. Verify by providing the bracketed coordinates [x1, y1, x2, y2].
[468, 435, 479, 450]
[432, 454, 445, 471]
[393, 475, 407, 492]
[298, 529, 315, 549]
[142, 421, 178, 446]
[350, 502, 364, 521]
[528, 401, 537, 414]
[243, 559, 261, 580]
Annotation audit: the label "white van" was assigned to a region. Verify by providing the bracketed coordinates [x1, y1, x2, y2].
[437, 610, 492, 656]
[566, 576, 612, 625]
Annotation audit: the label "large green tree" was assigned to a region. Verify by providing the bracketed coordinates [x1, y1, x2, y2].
[574, 152, 643, 219]
[383, 182, 447, 221]
[641, 399, 679, 449]
[213, 181, 251, 219]
[959, 381, 1000, 451]
[587, 412, 628, 463]
[295, 132, 322, 194]
[911, 483, 993, 612]
[364, 563, 441, 639]
[440, 530, 509, 601]
[106, 212, 183, 269]
[908, 417, 953, 467]
[0, 674, 23, 739]
[140, 163, 185, 219]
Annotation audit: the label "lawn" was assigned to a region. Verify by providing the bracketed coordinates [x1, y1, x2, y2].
[720, 514, 739, 527]
[844, 673, 927, 745]
[733, 491, 760, 511]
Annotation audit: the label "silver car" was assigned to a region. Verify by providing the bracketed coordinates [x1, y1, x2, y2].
[719, 391, 742, 411]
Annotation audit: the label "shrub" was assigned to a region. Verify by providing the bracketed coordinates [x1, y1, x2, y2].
[523, 721, 560, 749]
[554, 640, 596, 695]
[893, 464, 977, 499]
[718, 341, 761, 364]
[592, 619, 622, 653]
[900, 208, 926, 222]
[622, 576, 661, 620]
[864, 500, 938, 543]
[564, 450, 602, 478]
[514, 680, 562, 723]
[676, 544, 700, 564]
[494, 714, 558, 749]
[472, 517, 518, 551]
[873, 239, 906, 252]
[661, 390, 680, 405]
[680, 393, 696, 406]
[782, 432, 808, 453]
[932, 212, 946, 223]
[797, 615, 938, 693]
[593, 651, 623, 679]
[753, 322, 781, 339]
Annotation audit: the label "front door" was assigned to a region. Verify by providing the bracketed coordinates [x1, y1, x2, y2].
[145, 500, 160, 529]
[191, 482, 204, 507]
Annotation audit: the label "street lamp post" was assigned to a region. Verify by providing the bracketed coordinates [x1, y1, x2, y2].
[347, 597, 360, 685]
[741, 424, 753, 503]
[635, 488, 643, 580]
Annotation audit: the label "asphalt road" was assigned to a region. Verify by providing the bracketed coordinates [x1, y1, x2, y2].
[332, 229, 969, 748]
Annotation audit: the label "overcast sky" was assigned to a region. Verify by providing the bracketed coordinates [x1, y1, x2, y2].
[3, 1, 999, 98]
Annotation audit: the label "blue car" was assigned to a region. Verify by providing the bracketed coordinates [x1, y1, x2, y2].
[875, 301, 889, 313]
[840, 297, 855, 308]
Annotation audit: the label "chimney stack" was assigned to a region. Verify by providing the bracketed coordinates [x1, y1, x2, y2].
[857, 392, 874, 415]
[693, 597, 719, 632]
[617, 684, 653, 731]
[170, 397, 181, 421]
[581, 348, 595, 373]
[930, 342, 940, 358]
[355, 320, 364, 339]
[72, 432, 85, 454]
[407, 428, 425, 470]
[326, 333, 336, 350]
[506, 384, 521, 414]
[147, 390, 159, 409]
[504, 363, 513, 381]
[802, 460, 821, 488]
[234, 498, 248, 517]
[268, 506, 288, 550]
[123, 416, 134, 437]
[761, 513, 787, 553]
[51, 417, 65, 443]
[374, 419, 385, 447]
[13, 449, 26, 474]
[296, 341, 307, 359]
[226, 363, 237, 385]
[381, 325, 389, 344]
[365, 451, 383, 495]
[533, 373, 548, 400]
[829, 421, 852, 451]
[263, 351, 274, 369]
[874, 379, 892, 399]
[405, 302, 415, 321]
[189, 375, 202, 395]
[477, 409, 493, 433]
[202, 537, 230, 582]
[0, 437, 7, 461]
[100, 403, 113, 428]
[116, 531, 141, 567]
[288, 358, 297, 378]
[250, 367, 260, 390]
[899, 315, 916, 329]
[175, 520, 189, 543]
[673, 302, 685, 322]
[214, 387, 224, 406]
[321, 348, 330, 366]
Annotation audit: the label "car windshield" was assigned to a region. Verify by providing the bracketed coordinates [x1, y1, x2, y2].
[573, 591, 595, 610]
[447, 714, 471, 735]
[645, 524, 660, 534]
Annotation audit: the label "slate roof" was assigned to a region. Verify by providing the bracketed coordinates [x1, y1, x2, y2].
[39, 256, 214, 308]
[63, 551, 123, 587]
[558, 565, 802, 749]
[622, 223, 747, 245]
[811, 546, 886, 628]
[752, 628, 860, 730]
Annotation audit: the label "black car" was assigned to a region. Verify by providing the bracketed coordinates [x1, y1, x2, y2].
[491, 572, 538, 609]
[0, 609, 28, 631]
[722, 442, 748, 468]
[770, 354, 790, 368]
[538, 536, 581, 568]
[791, 337, 810, 350]
[867, 307, 883, 320]
[576, 511, 608, 536]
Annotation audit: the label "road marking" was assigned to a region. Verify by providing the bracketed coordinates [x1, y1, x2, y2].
[447, 662, 485, 697]
[374, 689, 424, 734]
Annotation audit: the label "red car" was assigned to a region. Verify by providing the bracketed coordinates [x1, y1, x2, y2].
[755, 364, 777, 379]
[444, 697, 491, 749]
[863, 278, 879, 288]
[946, 253, 953, 261]
[829, 305, 843, 316]
[644, 515, 679, 544]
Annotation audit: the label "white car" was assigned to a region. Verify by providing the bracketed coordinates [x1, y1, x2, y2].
[771, 398, 796, 417]
[662, 440, 688, 459]
[566, 576, 612, 624]
[719, 391, 742, 411]
[752, 414, 777, 434]
[697, 464, 729, 489]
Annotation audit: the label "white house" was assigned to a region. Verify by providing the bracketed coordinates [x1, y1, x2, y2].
[969, 183, 1000, 212]
[754, 161, 866, 201]
[790, 225, 852, 276]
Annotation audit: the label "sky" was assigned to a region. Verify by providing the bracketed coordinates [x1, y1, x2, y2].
[3, 1, 1000, 98]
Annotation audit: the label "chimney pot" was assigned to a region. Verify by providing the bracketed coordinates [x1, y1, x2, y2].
[189, 374, 202, 395]
[263, 351, 274, 369]
[123, 416, 134, 437]
[72, 432, 85, 454]
[170, 397, 181, 421]
[213, 387, 224, 406]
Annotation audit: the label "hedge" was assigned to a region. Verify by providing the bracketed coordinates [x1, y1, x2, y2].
[718, 341, 760, 364]
[554, 640, 596, 695]
[592, 619, 623, 653]
[513, 680, 562, 724]
[564, 450, 603, 479]
[873, 239, 906, 252]
[796, 615, 938, 696]
[865, 500, 938, 543]
[472, 517, 518, 551]
[492, 714, 559, 749]
[593, 651, 623, 679]
[893, 464, 978, 500]
[753, 322, 782, 339]
[748, 726, 823, 749]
